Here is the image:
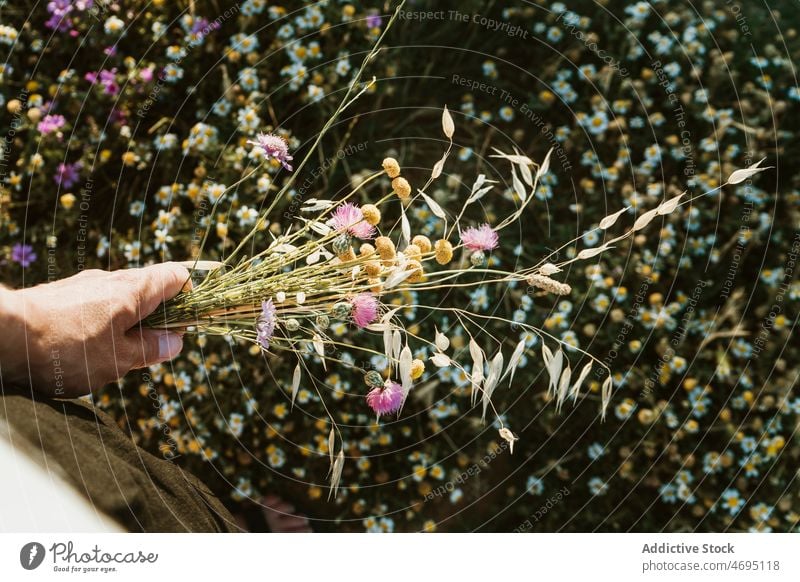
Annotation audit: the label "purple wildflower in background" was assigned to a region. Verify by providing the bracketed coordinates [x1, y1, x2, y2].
[85, 69, 119, 95]
[247, 133, 293, 171]
[37, 114, 66, 135]
[256, 299, 277, 349]
[45, 0, 94, 32]
[11, 243, 37, 268]
[189, 16, 221, 44]
[366, 13, 382, 28]
[54, 161, 82, 189]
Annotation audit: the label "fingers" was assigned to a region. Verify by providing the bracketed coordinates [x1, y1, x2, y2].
[125, 327, 183, 369]
[128, 262, 192, 322]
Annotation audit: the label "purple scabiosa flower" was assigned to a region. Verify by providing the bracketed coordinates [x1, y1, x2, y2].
[366, 13, 383, 28]
[366, 380, 403, 416]
[37, 114, 66, 135]
[330, 202, 376, 239]
[11, 243, 37, 267]
[256, 299, 277, 349]
[54, 161, 82, 189]
[350, 293, 379, 328]
[247, 132, 293, 171]
[461, 223, 499, 251]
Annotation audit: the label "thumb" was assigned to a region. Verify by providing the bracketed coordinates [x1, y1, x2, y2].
[130, 262, 192, 322]
[126, 328, 184, 369]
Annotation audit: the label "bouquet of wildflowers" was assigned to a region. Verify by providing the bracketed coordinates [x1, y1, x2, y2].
[143, 5, 771, 497]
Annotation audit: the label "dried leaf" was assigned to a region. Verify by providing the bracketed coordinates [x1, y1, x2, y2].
[504, 339, 527, 387]
[599, 207, 628, 230]
[328, 449, 345, 500]
[442, 105, 455, 139]
[498, 427, 519, 454]
[290, 363, 301, 410]
[466, 174, 495, 205]
[536, 147, 554, 180]
[308, 221, 332, 236]
[518, 157, 533, 187]
[383, 328, 392, 362]
[392, 330, 402, 362]
[467, 185, 494, 205]
[384, 267, 414, 289]
[327, 427, 335, 472]
[401, 208, 411, 246]
[540, 263, 561, 276]
[469, 338, 484, 405]
[420, 190, 447, 220]
[435, 328, 450, 352]
[312, 334, 326, 370]
[577, 244, 611, 260]
[556, 364, 571, 412]
[301, 199, 335, 212]
[430, 352, 451, 367]
[570, 362, 592, 404]
[399, 346, 413, 400]
[547, 349, 563, 397]
[542, 343, 553, 367]
[482, 351, 505, 422]
[657, 192, 685, 215]
[727, 158, 771, 185]
[601, 376, 613, 421]
[632, 208, 659, 232]
[511, 165, 527, 203]
[431, 153, 446, 179]
[489, 147, 533, 166]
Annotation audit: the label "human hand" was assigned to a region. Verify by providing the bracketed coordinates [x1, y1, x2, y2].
[0, 263, 190, 398]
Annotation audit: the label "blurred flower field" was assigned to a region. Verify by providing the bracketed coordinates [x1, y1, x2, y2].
[1, 0, 799, 532]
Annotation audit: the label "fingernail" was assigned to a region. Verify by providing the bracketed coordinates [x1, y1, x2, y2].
[158, 332, 183, 360]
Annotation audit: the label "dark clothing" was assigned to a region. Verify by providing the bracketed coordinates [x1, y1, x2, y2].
[0, 386, 239, 532]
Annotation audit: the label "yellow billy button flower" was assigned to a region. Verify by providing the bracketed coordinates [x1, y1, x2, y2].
[361, 203, 381, 225]
[375, 236, 396, 266]
[404, 243, 421, 262]
[359, 242, 376, 256]
[410, 359, 425, 380]
[434, 239, 453, 265]
[406, 259, 423, 283]
[412, 234, 432, 253]
[337, 248, 357, 262]
[391, 176, 411, 201]
[365, 260, 382, 277]
[382, 157, 401, 178]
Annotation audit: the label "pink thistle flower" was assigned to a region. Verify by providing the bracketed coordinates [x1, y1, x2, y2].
[247, 132, 293, 171]
[350, 293, 379, 328]
[256, 299, 277, 349]
[461, 223, 499, 251]
[330, 202, 376, 239]
[366, 381, 403, 416]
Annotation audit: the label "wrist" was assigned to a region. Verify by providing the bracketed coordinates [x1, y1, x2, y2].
[0, 286, 47, 387]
